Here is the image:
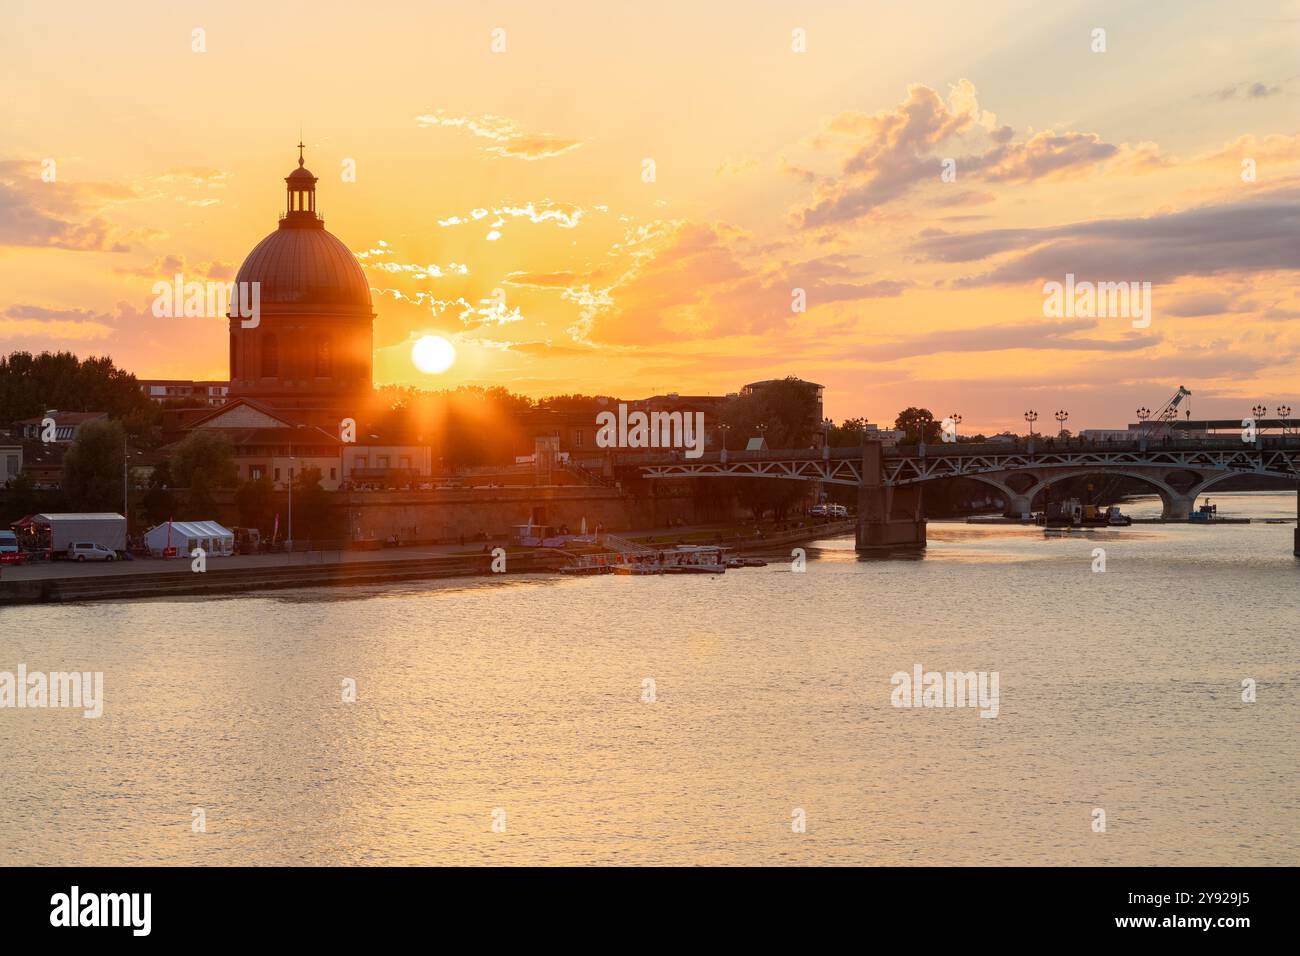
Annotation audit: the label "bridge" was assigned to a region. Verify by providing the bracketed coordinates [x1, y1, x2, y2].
[627, 436, 1300, 554]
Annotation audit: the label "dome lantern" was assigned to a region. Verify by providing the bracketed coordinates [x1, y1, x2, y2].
[284, 141, 320, 225]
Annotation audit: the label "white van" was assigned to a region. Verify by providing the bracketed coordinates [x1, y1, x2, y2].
[68, 542, 117, 562]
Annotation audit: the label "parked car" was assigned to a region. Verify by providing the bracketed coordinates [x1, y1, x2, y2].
[68, 542, 117, 562]
[0, 530, 24, 565]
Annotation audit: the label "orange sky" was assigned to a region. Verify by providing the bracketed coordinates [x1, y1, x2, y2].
[2, 0, 1299, 433]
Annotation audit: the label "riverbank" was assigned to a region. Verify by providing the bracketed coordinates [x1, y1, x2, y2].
[0, 519, 857, 605]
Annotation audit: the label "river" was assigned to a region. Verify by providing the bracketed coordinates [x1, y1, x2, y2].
[1, 491, 1295, 865]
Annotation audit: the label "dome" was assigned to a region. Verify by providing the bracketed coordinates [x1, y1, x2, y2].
[287, 165, 316, 183]
[234, 224, 373, 310]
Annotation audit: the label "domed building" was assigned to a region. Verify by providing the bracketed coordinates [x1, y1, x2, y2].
[226, 146, 375, 423]
[176, 148, 432, 496]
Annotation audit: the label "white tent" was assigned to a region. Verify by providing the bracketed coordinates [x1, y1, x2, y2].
[144, 520, 235, 558]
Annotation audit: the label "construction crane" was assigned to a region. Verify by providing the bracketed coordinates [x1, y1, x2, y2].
[1139, 386, 1192, 439]
[1090, 387, 1192, 508]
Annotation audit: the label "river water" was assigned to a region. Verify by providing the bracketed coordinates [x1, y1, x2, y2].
[1, 491, 1295, 865]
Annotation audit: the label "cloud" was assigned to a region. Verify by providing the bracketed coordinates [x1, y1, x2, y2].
[914, 194, 1300, 285]
[0, 160, 135, 251]
[794, 81, 1151, 228]
[0, 304, 116, 341]
[972, 131, 1118, 183]
[157, 167, 230, 186]
[1164, 291, 1254, 317]
[868, 318, 1160, 361]
[436, 200, 585, 240]
[1210, 80, 1283, 100]
[569, 220, 912, 345]
[114, 254, 235, 280]
[415, 112, 582, 160]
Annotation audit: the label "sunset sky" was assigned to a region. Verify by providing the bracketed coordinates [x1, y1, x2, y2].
[2, 0, 1298, 433]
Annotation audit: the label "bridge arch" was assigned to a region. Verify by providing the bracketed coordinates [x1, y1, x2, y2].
[1021, 468, 1197, 520]
[1184, 467, 1300, 502]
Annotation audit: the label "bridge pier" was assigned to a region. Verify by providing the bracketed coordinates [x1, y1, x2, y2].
[1162, 493, 1196, 521]
[1005, 494, 1033, 519]
[856, 442, 926, 551]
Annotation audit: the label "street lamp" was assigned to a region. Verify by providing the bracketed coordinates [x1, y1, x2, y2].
[1136, 407, 1151, 423]
[1055, 409, 1069, 437]
[717, 422, 730, 452]
[910, 411, 933, 446]
[1252, 404, 1268, 432]
[1023, 410, 1038, 437]
[1277, 405, 1292, 436]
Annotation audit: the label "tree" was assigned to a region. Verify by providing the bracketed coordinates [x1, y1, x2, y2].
[234, 474, 275, 532]
[61, 419, 126, 512]
[140, 484, 176, 527]
[0, 351, 159, 442]
[716, 380, 822, 519]
[169, 430, 236, 490]
[894, 407, 940, 444]
[290, 467, 331, 539]
[828, 417, 871, 447]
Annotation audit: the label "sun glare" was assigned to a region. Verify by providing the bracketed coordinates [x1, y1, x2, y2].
[411, 335, 456, 374]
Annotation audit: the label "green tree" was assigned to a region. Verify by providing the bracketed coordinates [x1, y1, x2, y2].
[140, 484, 177, 526]
[234, 474, 275, 532]
[170, 430, 236, 489]
[894, 407, 940, 444]
[289, 467, 331, 539]
[61, 419, 126, 512]
[0, 350, 158, 442]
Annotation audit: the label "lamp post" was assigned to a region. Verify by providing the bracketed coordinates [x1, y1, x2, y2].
[947, 413, 962, 443]
[821, 417, 833, 459]
[1277, 405, 1292, 436]
[911, 411, 933, 448]
[717, 422, 730, 463]
[1136, 407, 1151, 424]
[1023, 410, 1038, 438]
[1252, 404, 1268, 430]
[1055, 409, 1069, 438]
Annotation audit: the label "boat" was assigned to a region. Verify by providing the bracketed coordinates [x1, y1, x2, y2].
[662, 545, 728, 573]
[1106, 506, 1132, 526]
[614, 564, 661, 575]
[1188, 500, 1217, 523]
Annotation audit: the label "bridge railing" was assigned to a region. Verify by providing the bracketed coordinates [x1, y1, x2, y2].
[617, 435, 1300, 467]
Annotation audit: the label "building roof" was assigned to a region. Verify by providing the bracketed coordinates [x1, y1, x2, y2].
[235, 225, 372, 311]
[743, 378, 824, 390]
[15, 410, 108, 426]
[233, 151, 371, 312]
[33, 513, 126, 521]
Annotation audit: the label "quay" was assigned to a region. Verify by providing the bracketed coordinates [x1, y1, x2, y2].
[0, 520, 856, 606]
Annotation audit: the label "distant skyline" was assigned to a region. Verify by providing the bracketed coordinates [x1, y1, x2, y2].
[2, 0, 1299, 433]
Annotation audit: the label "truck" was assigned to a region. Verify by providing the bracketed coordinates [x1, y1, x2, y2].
[30, 513, 127, 557]
[0, 529, 23, 565]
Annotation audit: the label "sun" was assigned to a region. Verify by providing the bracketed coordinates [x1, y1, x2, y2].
[411, 335, 456, 374]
